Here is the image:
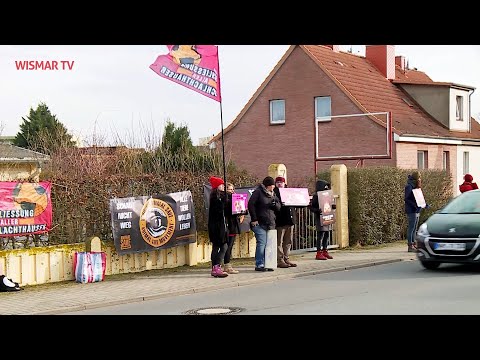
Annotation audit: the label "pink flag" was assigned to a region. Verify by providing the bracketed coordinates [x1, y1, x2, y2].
[149, 45, 221, 102]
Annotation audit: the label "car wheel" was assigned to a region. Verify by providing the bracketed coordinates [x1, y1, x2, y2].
[420, 261, 441, 270]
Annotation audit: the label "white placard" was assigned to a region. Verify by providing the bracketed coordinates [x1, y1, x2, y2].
[412, 188, 426, 208]
[264, 229, 278, 269]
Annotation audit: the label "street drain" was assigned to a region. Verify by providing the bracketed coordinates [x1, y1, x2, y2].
[184, 307, 245, 315]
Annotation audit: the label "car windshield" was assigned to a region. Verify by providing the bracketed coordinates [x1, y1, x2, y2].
[440, 190, 480, 214]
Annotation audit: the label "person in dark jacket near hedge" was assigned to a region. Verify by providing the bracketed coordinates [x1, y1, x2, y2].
[248, 176, 281, 272]
[208, 176, 229, 278]
[309, 179, 334, 260]
[273, 176, 297, 268]
[404, 171, 428, 253]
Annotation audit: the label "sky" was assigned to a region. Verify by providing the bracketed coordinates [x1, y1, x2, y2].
[1, 45, 479, 148]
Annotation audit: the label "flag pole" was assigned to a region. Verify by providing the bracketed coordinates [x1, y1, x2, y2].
[216, 46, 227, 199]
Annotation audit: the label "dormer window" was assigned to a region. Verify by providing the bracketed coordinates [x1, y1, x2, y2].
[456, 95, 463, 121]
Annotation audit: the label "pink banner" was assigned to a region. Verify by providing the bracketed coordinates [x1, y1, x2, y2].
[149, 45, 221, 102]
[0, 181, 53, 237]
[278, 188, 310, 207]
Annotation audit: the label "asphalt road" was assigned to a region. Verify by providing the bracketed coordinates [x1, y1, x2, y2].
[64, 259, 480, 315]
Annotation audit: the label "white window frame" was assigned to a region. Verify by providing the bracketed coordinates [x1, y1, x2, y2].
[442, 151, 449, 171]
[463, 151, 469, 174]
[456, 95, 463, 121]
[270, 99, 285, 125]
[417, 150, 427, 169]
[315, 96, 331, 122]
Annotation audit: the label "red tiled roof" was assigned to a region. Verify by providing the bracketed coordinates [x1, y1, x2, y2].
[394, 68, 433, 82]
[211, 45, 480, 143]
[302, 45, 480, 139]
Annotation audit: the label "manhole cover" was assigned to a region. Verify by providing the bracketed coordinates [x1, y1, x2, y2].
[184, 307, 245, 315]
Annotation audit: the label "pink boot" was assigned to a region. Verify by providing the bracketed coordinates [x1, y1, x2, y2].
[211, 264, 228, 278]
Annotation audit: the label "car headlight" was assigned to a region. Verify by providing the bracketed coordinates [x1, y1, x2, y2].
[417, 223, 430, 237]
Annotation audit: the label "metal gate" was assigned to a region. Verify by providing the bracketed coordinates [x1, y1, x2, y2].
[291, 207, 338, 253]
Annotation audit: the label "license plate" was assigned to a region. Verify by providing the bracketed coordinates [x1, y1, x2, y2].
[434, 242, 466, 251]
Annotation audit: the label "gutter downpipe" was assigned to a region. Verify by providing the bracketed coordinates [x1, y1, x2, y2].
[469, 88, 475, 133]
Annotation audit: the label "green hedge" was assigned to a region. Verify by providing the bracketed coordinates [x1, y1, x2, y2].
[317, 167, 453, 246]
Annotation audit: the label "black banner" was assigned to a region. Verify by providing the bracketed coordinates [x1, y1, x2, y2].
[110, 191, 196, 255]
[203, 184, 256, 233]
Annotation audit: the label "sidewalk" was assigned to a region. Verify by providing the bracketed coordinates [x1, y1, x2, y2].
[0, 242, 416, 315]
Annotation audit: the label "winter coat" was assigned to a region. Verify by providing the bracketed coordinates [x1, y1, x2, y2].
[208, 189, 228, 245]
[225, 192, 243, 235]
[273, 186, 296, 227]
[404, 175, 421, 214]
[309, 180, 333, 232]
[459, 181, 478, 193]
[248, 184, 281, 230]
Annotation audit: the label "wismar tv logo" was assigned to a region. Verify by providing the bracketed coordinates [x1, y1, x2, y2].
[15, 60, 75, 70]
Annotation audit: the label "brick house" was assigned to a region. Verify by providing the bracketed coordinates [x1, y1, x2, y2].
[210, 45, 479, 193]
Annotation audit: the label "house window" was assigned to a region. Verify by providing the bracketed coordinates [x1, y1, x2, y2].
[463, 151, 469, 174]
[442, 151, 450, 172]
[315, 96, 331, 122]
[456, 96, 463, 121]
[417, 150, 428, 169]
[270, 99, 285, 124]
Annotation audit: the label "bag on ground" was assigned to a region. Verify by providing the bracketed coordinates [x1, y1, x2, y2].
[74, 252, 106, 283]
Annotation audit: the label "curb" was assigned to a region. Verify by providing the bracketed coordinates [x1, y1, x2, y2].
[30, 258, 406, 315]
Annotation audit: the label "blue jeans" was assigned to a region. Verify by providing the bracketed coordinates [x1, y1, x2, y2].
[407, 212, 420, 246]
[252, 225, 267, 268]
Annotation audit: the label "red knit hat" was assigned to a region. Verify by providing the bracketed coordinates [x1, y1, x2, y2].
[209, 176, 224, 190]
[465, 174, 474, 182]
[275, 176, 286, 183]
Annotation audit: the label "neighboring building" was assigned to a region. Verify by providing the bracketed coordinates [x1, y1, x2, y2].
[210, 45, 479, 192]
[0, 144, 50, 181]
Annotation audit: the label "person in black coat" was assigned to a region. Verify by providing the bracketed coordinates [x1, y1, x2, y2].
[309, 179, 335, 260]
[208, 176, 228, 278]
[248, 176, 281, 271]
[273, 176, 297, 268]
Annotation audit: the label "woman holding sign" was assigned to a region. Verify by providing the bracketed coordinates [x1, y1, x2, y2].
[208, 176, 229, 278]
[309, 180, 335, 261]
[404, 171, 429, 253]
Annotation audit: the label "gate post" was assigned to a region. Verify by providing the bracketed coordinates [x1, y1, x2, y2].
[330, 164, 349, 248]
[268, 164, 287, 183]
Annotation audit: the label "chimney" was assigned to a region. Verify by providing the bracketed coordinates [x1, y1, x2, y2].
[395, 55, 406, 71]
[324, 45, 340, 53]
[365, 45, 395, 80]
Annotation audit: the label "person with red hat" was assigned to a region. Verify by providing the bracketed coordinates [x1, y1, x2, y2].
[273, 176, 297, 268]
[208, 176, 229, 278]
[459, 174, 478, 193]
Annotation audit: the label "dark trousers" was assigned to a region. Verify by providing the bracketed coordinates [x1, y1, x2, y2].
[224, 235, 236, 265]
[211, 242, 228, 266]
[407, 212, 420, 246]
[316, 230, 330, 251]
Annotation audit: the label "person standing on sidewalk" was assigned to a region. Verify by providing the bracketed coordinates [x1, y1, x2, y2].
[309, 179, 334, 260]
[404, 171, 425, 253]
[222, 182, 244, 274]
[273, 176, 297, 268]
[208, 176, 229, 278]
[248, 176, 281, 272]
